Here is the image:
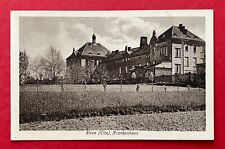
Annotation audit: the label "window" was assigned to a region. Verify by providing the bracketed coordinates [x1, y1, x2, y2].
[165, 46, 168, 56]
[185, 57, 189, 67]
[96, 60, 99, 66]
[185, 45, 188, 52]
[81, 59, 86, 66]
[125, 66, 128, 73]
[193, 57, 197, 67]
[139, 64, 142, 66]
[119, 67, 122, 75]
[175, 64, 181, 74]
[86, 60, 89, 66]
[193, 45, 197, 53]
[175, 48, 181, 58]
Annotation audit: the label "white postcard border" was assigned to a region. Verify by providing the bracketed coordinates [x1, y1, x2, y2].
[10, 10, 214, 140]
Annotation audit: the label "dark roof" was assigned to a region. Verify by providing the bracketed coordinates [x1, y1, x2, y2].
[104, 46, 150, 62]
[130, 46, 150, 57]
[105, 50, 125, 61]
[66, 42, 110, 61]
[158, 26, 204, 43]
[66, 51, 76, 61]
[77, 42, 110, 57]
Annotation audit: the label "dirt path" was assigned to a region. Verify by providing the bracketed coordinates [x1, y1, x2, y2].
[20, 111, 205, 131]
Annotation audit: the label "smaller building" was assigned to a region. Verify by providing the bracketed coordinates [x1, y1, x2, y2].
[66, 34, 110, 83]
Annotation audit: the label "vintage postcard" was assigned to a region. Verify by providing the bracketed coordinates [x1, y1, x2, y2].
[11, 10, 214, 140]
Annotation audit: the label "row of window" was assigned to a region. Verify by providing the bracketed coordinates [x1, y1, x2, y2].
[159, 46, 168, 56]
[118, 55, 150, 63]
[185, 45, 197, 53]
[80, 59, 100, 67]
[175, 45, 197, 58]
[184, 57, 197, 67]
[118, 63, 150, 74]
[175, 57, 198, 74]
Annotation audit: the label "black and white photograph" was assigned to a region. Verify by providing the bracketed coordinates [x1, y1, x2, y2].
[11, 10, 214, 140]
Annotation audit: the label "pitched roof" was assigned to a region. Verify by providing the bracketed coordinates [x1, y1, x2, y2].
[105, 50, 125, 62]
[158, 26, 204, 43]
[66, 51, 76, 61]
[105, 46, 150, 62]
[77, 42, 110, 57]
[130, 46, 150, 57]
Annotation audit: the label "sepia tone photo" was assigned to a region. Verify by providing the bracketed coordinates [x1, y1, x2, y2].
[11, 10, 214, 140]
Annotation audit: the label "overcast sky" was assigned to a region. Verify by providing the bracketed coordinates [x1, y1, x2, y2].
[19, 17, 205, 60]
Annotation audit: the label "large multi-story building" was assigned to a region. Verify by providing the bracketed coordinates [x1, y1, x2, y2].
[66, 24, 205, 84]
[153, 24, 205, 76]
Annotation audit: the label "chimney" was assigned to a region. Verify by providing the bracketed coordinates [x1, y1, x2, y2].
[178, 24, 183, 29]
[128, 47, 131, 51]
[92, 34, 96, 44]
[125, 46, 128, 53]
[73, 48, 75, 53]
[140, 36, 148, 48]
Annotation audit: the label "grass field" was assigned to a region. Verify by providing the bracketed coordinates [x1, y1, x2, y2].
[19, 84, 205, 124]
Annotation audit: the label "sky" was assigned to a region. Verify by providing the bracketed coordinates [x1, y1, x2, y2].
[19, 17, 205, 60]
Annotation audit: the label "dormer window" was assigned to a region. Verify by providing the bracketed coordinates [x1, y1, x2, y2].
[97, 53, 100, 55]
[88, 52, 92, 54]
[173, 33, 177, 37]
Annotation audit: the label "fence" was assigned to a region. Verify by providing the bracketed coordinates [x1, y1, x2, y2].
[154, 73, 205, 88]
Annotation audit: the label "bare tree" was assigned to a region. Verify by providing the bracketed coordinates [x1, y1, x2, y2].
[29, 57, 44, 80]
[19, 50, 29, 85]
[92, 64, 108, 84]
[40, 47, 65, 83]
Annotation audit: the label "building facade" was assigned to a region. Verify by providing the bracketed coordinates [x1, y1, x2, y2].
[154, 24, 205, 76]
[66, 24, 205, 84]
[66, 34, 110, 83]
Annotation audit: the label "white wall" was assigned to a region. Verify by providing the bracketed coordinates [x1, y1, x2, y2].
[172, 43, 204, 74]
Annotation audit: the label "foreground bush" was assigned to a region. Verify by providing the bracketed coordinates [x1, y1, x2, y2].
[20, 91, 205, 123]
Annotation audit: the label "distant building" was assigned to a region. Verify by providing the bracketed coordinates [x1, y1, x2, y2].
[66, 34, 110, 83]
[102, 36, 152, 82]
